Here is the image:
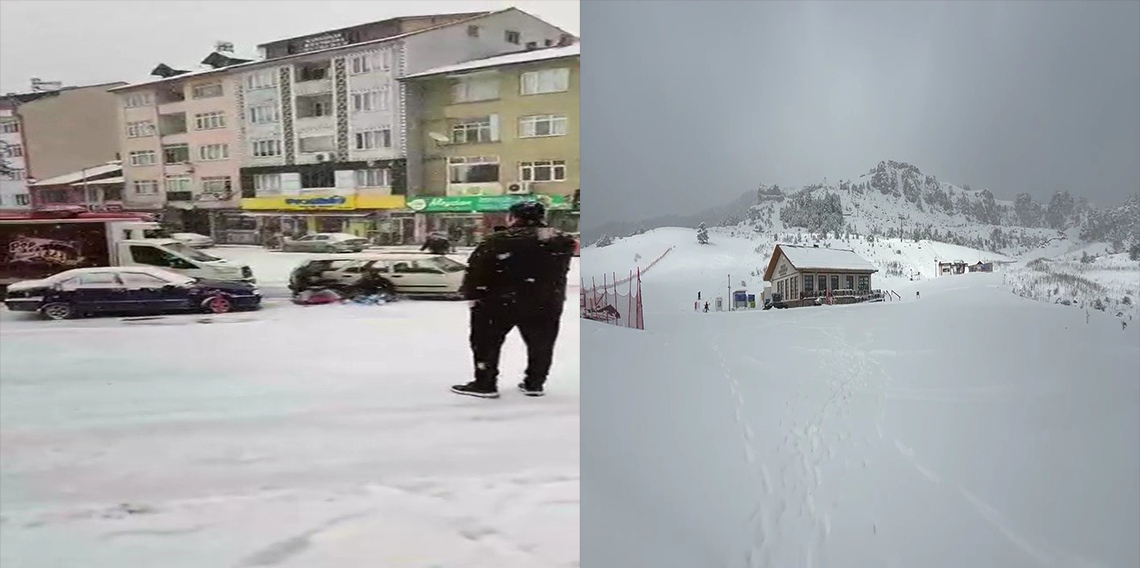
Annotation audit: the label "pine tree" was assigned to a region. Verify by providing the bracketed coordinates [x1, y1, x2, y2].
[697, 223, 709, 244]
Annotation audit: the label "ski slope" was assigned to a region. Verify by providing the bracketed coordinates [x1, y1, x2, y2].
[581, 233, 1139, 568]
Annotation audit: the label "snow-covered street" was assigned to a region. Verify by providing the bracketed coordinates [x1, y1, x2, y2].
[0, 259, 580, 568]
[582, 230, 1139, 568]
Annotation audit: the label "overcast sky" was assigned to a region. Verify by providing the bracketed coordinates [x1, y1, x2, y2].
[583, 1, 1140, 227]
[0, 0, 578, 89]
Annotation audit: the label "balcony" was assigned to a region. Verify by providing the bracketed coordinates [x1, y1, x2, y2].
[166, 191, 193, 202]
[295, 94, 333, 120]
[158, 113, 188, 136]
[294, 63, 332, 96]
[155, 86, 187, 113]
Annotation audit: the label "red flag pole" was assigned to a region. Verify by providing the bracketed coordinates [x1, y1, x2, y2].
[627, 270, 633, 328]
[637, 267, 644, 329]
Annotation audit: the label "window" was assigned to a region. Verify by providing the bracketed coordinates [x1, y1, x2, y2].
[201, 176, 232, 197]
[297, 64, 329, 82]
[3, 143, 23, 157]
[467, 25, 480, 37]
[452, 78, 499, 103]
[520, 68, 570, 95]
[14, 194, 30, 206]
[78, 272, 121, 286]
[127, 121, 156, 138]
[858, 275, 869, 291]
[192, 83, 223, 99]
[831, 275, 839, 291]
[251, 139, 282, 158]
[817, 275, 826, 291]
[253, 174, 282, 195]
[104, 186, 123, 201]
[128, 150, 156, 166]
[354, 129, 391, 150]
[349, 52, 389, 74]
[194, 111, 226, 130]
[519, 160, 566, 182]
[41, 189, 67, 203]
[163, 144, 189, 163]
[299, 135, 335, 153]
[165, 175, 191, 193]
[248, 104, 279, 124]
[448, 156, 499, 184]
[519, 114, 567, 138]
[133, 180, 159, 195]
[846, 275, 854, 290]
[505, 30, 521, 44]
[803, 274, 814, 293]
[120, 272, 170, 288]
[300, 169, 335, 189]
[355, 168, 390, 188]
[2, 169, 25, 181]
[297, 96, 333, 118]
[124, 93, 152, 108]
[245, 71, 277, 90]
[197, 144, 229, 161]
[0, 121, 19, 133]
[452, 117, 493, 144]
[791, 276, 798, 299]
[352, 89, 388, 112]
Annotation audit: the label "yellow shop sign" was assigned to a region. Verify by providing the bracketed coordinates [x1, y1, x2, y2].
[241, 194, 405, 211]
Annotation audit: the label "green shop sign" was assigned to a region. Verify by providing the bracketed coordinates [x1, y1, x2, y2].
[406, 194, 569, 213]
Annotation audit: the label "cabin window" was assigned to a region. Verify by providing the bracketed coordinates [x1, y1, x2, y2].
[831, 275, 839, 291]
[803, 274, 813, 293]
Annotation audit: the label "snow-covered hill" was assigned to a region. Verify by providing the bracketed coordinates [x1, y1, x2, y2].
[590, 160, 1139, 261]
[581, 233, 1140, 568]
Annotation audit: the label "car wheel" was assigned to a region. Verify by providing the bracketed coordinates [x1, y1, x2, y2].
[203, 295, 232, 314]
[41, 302, 75, 321]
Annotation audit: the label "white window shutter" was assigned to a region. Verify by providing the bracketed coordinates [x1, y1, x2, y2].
[490, 114, 500, 141]
[282, 173, 302, 193]
[335, 170, 355, 190]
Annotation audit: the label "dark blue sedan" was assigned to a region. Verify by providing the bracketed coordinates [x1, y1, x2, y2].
[4, 267, 261, 320]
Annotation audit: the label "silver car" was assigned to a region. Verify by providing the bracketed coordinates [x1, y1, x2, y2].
[281, 233, 369, 253]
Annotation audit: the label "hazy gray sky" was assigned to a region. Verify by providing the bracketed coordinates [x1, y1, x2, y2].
[0, 0, 578, 89]
[583, 1, 1140, 227]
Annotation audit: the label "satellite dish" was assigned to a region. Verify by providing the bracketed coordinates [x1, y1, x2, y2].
[428, 132, 449, 143]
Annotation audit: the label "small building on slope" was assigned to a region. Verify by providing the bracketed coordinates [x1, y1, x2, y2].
[763, 244, 878, 307]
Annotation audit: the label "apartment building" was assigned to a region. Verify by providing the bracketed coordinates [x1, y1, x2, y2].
[401, 43, 581, 238]
[234, 8, 574, 244]
[111, 48, 247, 236]
[0, 99, 29, 212]
[0, 81, 126, 213]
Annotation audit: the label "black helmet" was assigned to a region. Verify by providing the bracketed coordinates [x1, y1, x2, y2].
[508, 200, 546, 224]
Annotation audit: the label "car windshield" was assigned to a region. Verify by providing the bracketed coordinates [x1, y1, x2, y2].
[165, 241, 220, 262]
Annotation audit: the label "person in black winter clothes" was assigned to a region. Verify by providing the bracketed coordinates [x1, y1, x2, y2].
[451, 201, 576, 399]
[421, 232, 452, 255]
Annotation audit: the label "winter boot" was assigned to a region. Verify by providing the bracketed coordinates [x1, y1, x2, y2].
[451, 381, 500, 399]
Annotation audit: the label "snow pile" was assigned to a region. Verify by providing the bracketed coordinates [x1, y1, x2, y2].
[0, 266, 580, 568]
[581, 237, 1139, 568]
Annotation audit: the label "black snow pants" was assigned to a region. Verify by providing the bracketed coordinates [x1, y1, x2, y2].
[469, 297, 564, 389]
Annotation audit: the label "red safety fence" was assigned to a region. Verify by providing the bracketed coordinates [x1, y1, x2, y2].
[581, 268, 645, 330]
[579, 246, 674, 330]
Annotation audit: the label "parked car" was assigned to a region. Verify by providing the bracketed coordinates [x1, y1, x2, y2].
[3, 266, 261, 320]
[281, 233, 369, 254]
[289, 253, 467, 298]
[170, 232, 215, 248]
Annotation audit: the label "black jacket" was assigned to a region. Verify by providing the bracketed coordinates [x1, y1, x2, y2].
[461, 224, 575, 305]
[421, 236, 451, 255]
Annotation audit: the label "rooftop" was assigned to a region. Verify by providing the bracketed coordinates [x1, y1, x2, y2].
[402, 43, 580, 80]
[110, 8, 533, 93]
[765, 244, 878, 281]
[256, 11, 490, 48]
[30, 161, 122, 187]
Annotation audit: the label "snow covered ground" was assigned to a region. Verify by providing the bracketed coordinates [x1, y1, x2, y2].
[581, 232, 1139, 568]
[0, 260, 580, 568]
